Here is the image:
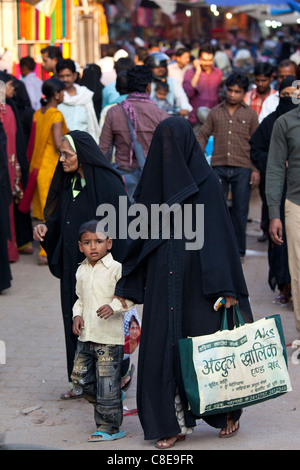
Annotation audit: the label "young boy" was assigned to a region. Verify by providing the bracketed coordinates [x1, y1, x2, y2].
[71, 219, 134, 442]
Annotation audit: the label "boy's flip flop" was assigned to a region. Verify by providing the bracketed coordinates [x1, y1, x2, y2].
[88, 430, 126, 442]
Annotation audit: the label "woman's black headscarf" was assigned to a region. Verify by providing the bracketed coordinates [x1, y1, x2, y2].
[80, 64, 103, 120]
[44, 129, 125, 220]
[274, 75, 298, 117]
[0, 71, 29, 188]
[134, 116, 212, 207]
[11, 77, 34, 146]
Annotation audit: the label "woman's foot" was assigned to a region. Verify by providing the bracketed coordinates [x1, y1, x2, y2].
[219, 412, 240, 438]
[273, 285, 291, 305]
[155, 434, 186, 449]
[38, 255, 48, 265]
[19, 244, 34, 254]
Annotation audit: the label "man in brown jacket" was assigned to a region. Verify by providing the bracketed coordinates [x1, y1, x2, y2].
[197, 72, 259, 262]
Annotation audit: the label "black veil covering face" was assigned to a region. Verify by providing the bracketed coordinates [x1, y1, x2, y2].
[115, 117, 252, 440]
[43, 130, 129, 380]
[0, 120, 12, 291]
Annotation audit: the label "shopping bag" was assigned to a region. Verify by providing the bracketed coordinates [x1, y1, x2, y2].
[179, 305, 292, 417]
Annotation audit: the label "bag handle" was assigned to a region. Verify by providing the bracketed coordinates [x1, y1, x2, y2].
[121, 107, 146, 170]
[220, 304, 245, 331]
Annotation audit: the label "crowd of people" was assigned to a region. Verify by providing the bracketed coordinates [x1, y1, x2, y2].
[1, 32, 300, 447]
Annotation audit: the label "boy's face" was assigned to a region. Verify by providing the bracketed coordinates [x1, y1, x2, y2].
[226, 84, 245, 106]
[78, 231, 112, 266]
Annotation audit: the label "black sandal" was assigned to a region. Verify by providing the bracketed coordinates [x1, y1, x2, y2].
[219, 411, 241, 438]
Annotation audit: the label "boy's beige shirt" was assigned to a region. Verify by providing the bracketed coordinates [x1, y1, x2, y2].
[72, 252, 134, 345]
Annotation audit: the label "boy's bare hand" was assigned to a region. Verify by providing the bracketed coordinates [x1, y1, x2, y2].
[73, 316, 84, 336]
[97, 304, 114, 319]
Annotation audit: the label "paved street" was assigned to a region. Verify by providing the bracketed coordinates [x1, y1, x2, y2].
[1, 188, 300, 452]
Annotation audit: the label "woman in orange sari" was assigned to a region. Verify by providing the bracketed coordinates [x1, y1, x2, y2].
[22, 77, 68, 264]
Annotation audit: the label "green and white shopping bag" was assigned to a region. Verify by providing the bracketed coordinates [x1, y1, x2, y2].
[179, 306, 292, 416]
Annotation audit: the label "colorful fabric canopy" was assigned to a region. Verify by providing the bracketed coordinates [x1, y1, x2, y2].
[17, 0, 71, 40]
[204, 0, 293, 5]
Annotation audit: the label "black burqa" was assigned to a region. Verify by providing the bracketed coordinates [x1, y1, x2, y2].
[250, 76, 297, 292]
[80, 64, 103, 121]
[6, 97, 33, 249]
[0, 71, 33, 249]
[11, 77, 34, 146]
[0, 120, 12, 291]
[43, 130, 129, 381]
[115, 117, 253, 440]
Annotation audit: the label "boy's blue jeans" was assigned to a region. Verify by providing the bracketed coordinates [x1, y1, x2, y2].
[71, 341, 124, 434]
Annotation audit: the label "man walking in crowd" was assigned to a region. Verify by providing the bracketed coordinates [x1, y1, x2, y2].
[167, 46, 192, 85]
[145, 52, 192, 117]
[244, 62, 276, 120]
[197, 72, 259, 262]
[19, 56, 42, 111]
[41, 45, 63, 75]
[134, 46, 148, 66]
[98, 45, 128, 86]
[99, 65, 168, 201]
[259, 59, 297, 122]
[266, 91, 300, 341]
[56, 58, 100, 142]
[244, 62, 277, 242]
[101, 57, 134, 110]
[183, 44, 222, 127]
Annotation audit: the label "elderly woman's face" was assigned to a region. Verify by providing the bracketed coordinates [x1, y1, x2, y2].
[59, 139, 79, 173]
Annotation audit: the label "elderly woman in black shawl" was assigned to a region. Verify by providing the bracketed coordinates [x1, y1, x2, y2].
[33, 130, 128, 398]
[115, 117, 253, 448]
[250, 75, 298, 305]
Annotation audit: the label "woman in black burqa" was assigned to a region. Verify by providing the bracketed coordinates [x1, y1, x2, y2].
[250, 75, 298, 304]
[33, 130, 128, 398]
[0, 120, 12, 292]
[115, 116, 253, 448]
[80, 63, 103, 121]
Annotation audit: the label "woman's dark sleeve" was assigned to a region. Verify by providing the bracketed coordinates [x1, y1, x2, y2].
[250, 122, 270, 173]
